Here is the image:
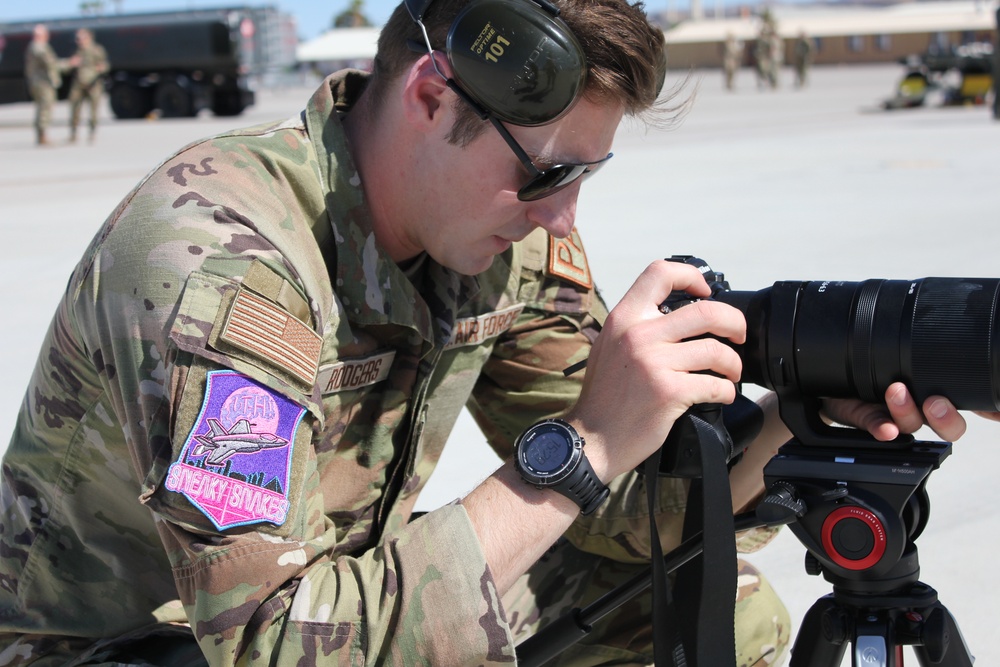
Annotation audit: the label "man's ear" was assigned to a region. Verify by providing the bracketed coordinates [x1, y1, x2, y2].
[401, 53, 455, 131]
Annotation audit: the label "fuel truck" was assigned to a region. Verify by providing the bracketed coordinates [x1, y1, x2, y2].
[0, 6, 295, 118]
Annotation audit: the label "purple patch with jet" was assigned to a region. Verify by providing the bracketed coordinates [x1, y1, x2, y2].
[165, 370, 305, 530]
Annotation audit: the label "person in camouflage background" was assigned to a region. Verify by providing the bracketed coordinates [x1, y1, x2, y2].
[0, 0, 979, 664]
[23, 24, 69, 146]
[67, 28, 109, 144]
[723, 32, 743, 92]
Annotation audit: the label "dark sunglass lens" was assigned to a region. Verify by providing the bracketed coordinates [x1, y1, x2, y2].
[517, 165, 590, 202]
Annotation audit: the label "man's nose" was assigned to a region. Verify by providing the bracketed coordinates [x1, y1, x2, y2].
[525, 187, 579, 239]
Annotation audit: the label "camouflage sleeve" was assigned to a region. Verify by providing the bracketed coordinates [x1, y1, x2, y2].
[64, 127, 511, 665]
[469, 229, 779, 563]
[466, 227, 604, 455]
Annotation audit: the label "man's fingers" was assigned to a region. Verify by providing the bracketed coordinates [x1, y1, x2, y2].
[658, 299, 747, 346]
[921, 396, 967, 442]
[884, 383, 925, 435]
[824, 399, 899, 442]
[828, 384, 970, 443]
[613, 260, 710, 322]
[885, 383, 968, 441]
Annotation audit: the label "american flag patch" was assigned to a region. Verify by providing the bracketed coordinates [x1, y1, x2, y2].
[220, 288, 322, 385]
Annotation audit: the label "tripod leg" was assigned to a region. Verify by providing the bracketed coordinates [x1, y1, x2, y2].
[911, 603, 975, 667]
[789, 595, 849, 667]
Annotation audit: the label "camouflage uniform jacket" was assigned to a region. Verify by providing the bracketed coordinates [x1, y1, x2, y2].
[0, 69, 668, 666]
[1, 70, 776, 665]
[70, 41, 108, 90]
[24, 40, 62, 90]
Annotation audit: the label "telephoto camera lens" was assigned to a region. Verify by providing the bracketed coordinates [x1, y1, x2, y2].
[718, 278, 1000, 411]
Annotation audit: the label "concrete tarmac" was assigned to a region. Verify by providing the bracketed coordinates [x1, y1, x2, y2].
[2, 64, 999, 664]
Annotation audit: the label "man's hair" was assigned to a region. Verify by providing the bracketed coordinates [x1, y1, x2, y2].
[368, 0, 671, 145]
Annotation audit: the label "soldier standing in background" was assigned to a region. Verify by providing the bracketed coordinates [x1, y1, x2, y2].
[754, 12, 776, 90]
[768, 23, 783, 87]
[723, 32, 742, 91]
[792, 31, 814, 88]
[23, 24, 68, 146]
[68, 28, 109, 144]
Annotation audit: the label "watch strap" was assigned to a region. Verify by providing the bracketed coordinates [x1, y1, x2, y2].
[556, 450, 610, 515]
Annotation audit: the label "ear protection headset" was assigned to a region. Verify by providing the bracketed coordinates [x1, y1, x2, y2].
[404, 0, 587, 126]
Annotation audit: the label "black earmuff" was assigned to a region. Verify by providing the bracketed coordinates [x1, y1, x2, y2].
[405, 0, 587, 126]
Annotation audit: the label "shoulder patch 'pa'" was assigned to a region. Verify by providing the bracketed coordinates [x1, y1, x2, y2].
[548, 228, 593, 289]
[165, 370, 305, 530]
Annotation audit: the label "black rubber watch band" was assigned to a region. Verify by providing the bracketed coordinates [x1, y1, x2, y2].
[560, 452, 610, 515]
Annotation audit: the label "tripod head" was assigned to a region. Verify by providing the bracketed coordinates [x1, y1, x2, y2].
[758, 438, 947, 595]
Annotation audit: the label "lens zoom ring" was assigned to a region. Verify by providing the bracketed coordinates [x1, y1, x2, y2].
[850, 281, 881, 402]
[911, 279, 997, 408]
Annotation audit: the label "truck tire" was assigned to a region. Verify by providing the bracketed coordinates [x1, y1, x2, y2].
[212, 89, 247, 117]
[155, 81, 195, 118]
[109, 82, 153, 119]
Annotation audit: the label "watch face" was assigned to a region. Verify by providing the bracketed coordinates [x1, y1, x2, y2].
[520, 422, 575, 476]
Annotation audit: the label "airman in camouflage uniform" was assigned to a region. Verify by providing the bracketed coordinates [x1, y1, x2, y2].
[23, 24, 68, 146]
[0, 63, 788, 666]
[68, 29, 109, 143]
[2, 0, 966, 664]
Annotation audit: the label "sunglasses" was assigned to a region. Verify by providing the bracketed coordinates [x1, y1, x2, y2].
[408, 25, 613, 202]
[485, 115, 613, 201]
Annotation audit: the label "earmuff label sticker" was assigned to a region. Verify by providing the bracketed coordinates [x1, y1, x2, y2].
[470, 22, 501, 61]
[548, 228, 593, 289]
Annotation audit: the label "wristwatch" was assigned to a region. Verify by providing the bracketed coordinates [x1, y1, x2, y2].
[514, 418, 610, 515]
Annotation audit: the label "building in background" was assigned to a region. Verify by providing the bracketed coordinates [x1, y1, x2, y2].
[659, 1, 997, 69]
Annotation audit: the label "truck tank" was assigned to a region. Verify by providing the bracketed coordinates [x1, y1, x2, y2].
[0, 7, 287, 118]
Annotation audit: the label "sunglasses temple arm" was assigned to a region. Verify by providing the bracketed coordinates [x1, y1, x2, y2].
[484, 114, 543, 178]
[443, 78, 542, 178]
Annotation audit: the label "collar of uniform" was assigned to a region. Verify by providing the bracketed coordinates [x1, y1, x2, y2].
[304, 70, 482, 347]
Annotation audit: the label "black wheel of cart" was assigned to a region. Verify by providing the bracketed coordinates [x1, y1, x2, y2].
[109, 82, 153, 119]
[155, 80, 195, 118]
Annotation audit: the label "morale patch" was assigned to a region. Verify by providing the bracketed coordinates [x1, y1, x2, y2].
[165, 370, 305, 530]
[548, 228, 593, 289]
[220, 288, 322, 385]
[445, 304, 525, 349]
[317, 350, 396, 395]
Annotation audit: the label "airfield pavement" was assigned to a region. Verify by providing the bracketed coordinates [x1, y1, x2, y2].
[1, 62, 999, 664]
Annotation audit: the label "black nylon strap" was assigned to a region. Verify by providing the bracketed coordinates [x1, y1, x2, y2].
[676, 412, 737, 666]
[646, 449, 688, 667]
[648, 410, 738, 667]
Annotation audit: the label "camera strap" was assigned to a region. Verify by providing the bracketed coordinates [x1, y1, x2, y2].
[646, 409, 737, 667]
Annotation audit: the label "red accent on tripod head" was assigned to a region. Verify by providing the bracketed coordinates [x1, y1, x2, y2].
[822, 506, 888, 571]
